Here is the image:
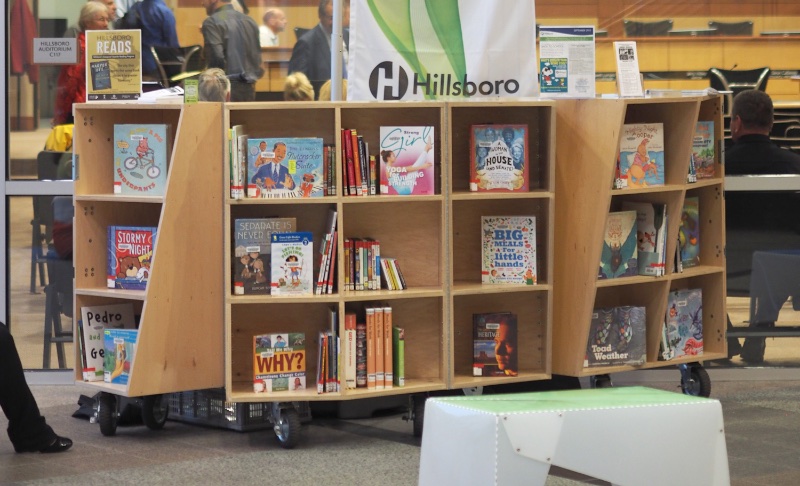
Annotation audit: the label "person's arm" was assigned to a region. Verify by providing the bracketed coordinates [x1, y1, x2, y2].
[288, 37, 310, 76]
[162, 10, 180, 48]
[201, 19, 226, 70]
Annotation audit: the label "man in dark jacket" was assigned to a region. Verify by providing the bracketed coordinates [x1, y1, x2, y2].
[288, 0, 349, 99]
[201, 0, 263, 101]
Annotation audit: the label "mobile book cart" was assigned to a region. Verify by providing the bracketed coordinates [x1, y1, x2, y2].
[72, 103, 225, 436]
[552, 95, 727, 395]
[223, 100, 555, 443]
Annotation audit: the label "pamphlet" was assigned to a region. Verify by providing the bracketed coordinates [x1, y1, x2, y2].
[538, 26, 596, 98]
[613, 41, 644, 98]
[85, 29, 142, 101]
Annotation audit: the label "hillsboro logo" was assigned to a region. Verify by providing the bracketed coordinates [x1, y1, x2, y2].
[368, 62, 520, 99]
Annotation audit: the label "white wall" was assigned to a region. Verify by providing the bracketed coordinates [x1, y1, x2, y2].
[39, 0, 93, 26]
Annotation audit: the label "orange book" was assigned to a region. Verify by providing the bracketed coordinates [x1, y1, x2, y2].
[366, 307, 376, 389]
[344, 313, 357, 389]
[383, 306, 393, 389]
[374, 306, 385, 390]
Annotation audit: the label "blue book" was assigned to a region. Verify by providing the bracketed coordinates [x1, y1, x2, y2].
[103, 328, 138, 385]
[107, 225, 157, 290]
[247, 138, 324, 198]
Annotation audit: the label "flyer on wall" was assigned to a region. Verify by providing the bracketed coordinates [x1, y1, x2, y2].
[538, 26, 596, 99]
[85, 29, 142, 101]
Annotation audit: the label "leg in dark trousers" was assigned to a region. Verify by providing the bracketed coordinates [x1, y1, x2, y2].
[0, 323, 69, 453]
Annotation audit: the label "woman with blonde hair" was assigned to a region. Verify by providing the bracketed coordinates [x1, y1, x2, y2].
[283, 72, 315, 101]
[53, 1, 110, 125]
[317, 79, 347, 101]
[198, 68, 231, 102]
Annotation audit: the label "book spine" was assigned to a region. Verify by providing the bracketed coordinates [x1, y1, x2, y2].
[345, 313, 357, 389]
[330, 144, 337, 196]
[358, 135, 369, 196]
[393, 326, 404, 387]
[343, 129, 356, 196]
[372, 240, 381, 291]
[353, 238, 361, 291]
[356, 321, 367, 387]
[383, 306, 393, 389]
[374, 307, 384, 390]
[351, 130, 363, 196]
[392, 258, 407, 290]
[315, 234, 330, 295]
[343, 237, 351, 292]
[326, 233, 337, 294]
[318, 332, 327, 394]
[366, 307, 376, 390]
[369, 155, 377, 195]
[106, 226, 116, 288]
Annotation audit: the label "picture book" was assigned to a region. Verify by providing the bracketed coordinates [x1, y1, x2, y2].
[89, 60, 111, 91]
[584, 306, 646, 367]
[107, 226, 157, 290]
[473, 312, 518, 377]
[233, 218, 296, 295]
[469, 124, 529, 192]
[253, 333, 306, 393]
[692, 121, 715, 180]
[247, 137, 325, 198]
[481, 216, 537, 285]
[598, 211, 638, 279]
[113, 124, 170, 196]
[621, 201, 667, 277]
[393, 326, 404, 387]
[80, 303, 136, 381]
[679, 196, 700, 268]
[664, 288, 704, 359]
[270, 232, 314, 295]
[617, 123, 665, 188]
[378, 126, 435, 196]
[103, 328, 138, 385]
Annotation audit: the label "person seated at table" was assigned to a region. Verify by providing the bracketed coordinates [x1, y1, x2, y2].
[725, 89, 800, 363]
[726, 89, 800, 175]
[198, 67, 231, 102]
[53, 2, 110, 126]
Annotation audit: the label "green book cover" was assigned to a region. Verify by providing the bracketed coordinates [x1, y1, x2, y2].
[393, 327, 405, 387]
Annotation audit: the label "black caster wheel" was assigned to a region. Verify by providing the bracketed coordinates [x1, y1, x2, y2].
[274, 408, 301, 449]
[680, 364, 711, 397]
[142, 394, 169, 430]
[412, 395, 426, 438]
[590, 374, 613, 389]
[98, 392, 118, 436]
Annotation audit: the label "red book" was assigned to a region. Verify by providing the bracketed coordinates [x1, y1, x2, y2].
[342, 129, 356, 195]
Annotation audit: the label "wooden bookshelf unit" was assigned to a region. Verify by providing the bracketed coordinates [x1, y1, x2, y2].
[72, 103, 225, 398]
[553, 96, 726, 382]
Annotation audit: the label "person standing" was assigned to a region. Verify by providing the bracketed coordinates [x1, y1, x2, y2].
[288, 0, 349, 99]
[201, 0, 264, 102]
[260, 7, 287, 47]
[120, 0, 180, 81]
[0, 323, 73, 453]
[54, 2, 110, 125]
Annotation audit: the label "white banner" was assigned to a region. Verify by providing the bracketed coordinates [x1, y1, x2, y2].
[348, 0, 537, 101]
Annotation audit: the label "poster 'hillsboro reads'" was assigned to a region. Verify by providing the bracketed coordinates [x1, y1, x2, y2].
[85, 29, 142, 101]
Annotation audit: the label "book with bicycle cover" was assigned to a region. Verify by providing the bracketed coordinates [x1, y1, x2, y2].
[113, 124, 170, 196]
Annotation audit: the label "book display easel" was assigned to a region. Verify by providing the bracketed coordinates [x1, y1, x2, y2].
[553, 95, 726, 393]
[72, 103, 224, 435]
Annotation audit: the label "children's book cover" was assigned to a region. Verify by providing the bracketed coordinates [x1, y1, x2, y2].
[470, 124, 529, 192]
[693, 121, 715, 180]
[107, 226, 157, 290]
[598, 210, 638, 279]
[233, 218, 296, 295]
[664, 288, 704, 359]
[481, 216, 537, 285]
[80, 303, 136, 381]
[679, 196, 700, 268]
[113, 124, 169, 196]
[103, 328, 138, 385]
[473, 312, 518, 377]
[378, 126, 435, 196]
[247, 138, 324, 198]
[253, 333, 306, 393]
[270, 232, 314, 295]
[617, 123, 665, 188]
[621, 201, 667, 277]
[584, 306, 646, 367]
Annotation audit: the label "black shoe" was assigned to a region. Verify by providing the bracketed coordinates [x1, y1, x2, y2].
[16, 436, 73, 453]
[741, 338, 766, 364]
